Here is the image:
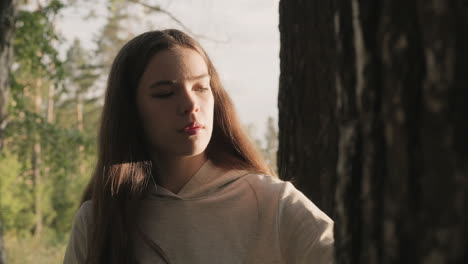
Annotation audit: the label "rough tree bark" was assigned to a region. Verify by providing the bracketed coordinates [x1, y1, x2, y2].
[278, 0, 338, 217]
[334, 0, 468, 263]
[279, 0, 468, 263]
[0, 0, 16, 262]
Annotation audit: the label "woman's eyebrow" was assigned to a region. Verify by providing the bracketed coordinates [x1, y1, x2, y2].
[150, 80, 176, 88]
[186, 73, 210, 82]
[149, 74, 210, 89]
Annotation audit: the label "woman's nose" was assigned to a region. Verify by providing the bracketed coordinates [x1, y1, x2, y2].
[178, 88, 200, 115]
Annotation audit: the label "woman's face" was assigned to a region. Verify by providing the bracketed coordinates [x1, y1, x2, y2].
[136, 47, 214, 158]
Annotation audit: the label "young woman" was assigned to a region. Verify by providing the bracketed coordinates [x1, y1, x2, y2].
[64, 29, 334, 264]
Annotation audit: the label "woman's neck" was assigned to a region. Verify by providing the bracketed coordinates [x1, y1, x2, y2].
[151, 152, 208, 194]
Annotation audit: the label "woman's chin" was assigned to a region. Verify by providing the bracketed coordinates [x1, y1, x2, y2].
[165, 143, 209, 158]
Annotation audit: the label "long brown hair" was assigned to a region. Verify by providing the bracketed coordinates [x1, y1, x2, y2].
[81, 29, 274, 263]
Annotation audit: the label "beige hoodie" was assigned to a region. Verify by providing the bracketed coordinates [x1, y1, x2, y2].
[64, 160, 334, 264]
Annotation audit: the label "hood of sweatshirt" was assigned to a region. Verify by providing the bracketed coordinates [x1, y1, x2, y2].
[147, 159, 251, 200]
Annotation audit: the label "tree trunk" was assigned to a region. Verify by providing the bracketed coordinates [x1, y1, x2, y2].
[279, 0, 468, 263]
[278, 0, 338, 217]
[47, 83, 54, 123]
[333, 0, 468, 263]
[0, 0, 17, 262]
[33, 77, 42, 238]
[76, 93, 83, 132]
[0, 0, 15, 148]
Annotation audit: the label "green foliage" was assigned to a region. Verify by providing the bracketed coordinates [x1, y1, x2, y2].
[2, 0, 97, 247]
[0, 151, 35, 236]
[14, 1, 64, 82]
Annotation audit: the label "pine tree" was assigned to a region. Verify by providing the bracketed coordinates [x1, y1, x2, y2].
[279, 0, 468, 262]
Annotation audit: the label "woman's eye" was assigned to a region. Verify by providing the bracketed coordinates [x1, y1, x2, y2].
[151, 93, 173, 98]
[196, 87, 210, 92]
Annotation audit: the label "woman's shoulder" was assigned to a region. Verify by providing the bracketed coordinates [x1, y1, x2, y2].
[241, 173, 300, 206]
[242, 173, 286, 194]
[241, 172, 303, 199]
[79, 200, 93, 212]
[64, 201, 93, 262]
[69, 201, 93, 242]
[74, 200, 93, 223]
[242, 172, 333, 223]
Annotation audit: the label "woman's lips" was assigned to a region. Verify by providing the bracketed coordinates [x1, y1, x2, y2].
[183, 126, 202, 135]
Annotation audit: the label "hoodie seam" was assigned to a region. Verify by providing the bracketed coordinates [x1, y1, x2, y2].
[245, 175, 285, 263]
[277, 181, 288, 264]
[243, 175, 260, 223]
[242, 175, 261, 263]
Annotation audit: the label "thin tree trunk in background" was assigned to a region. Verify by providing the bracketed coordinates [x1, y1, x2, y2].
[0, 0, 17, 262]
[278, 0, 338, 217]
[76, 94, 83, 132]
[44, 74, 55, 197]
[47, 83, 54, 123]
[76, 93, 85, 176]
[0, 0, 15, 149]
[33, 77, 43, 238]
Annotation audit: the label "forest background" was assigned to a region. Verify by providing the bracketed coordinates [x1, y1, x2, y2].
[3, 0, 467, 263]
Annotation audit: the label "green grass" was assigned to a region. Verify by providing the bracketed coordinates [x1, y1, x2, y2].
[4, 233, 67, 264]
